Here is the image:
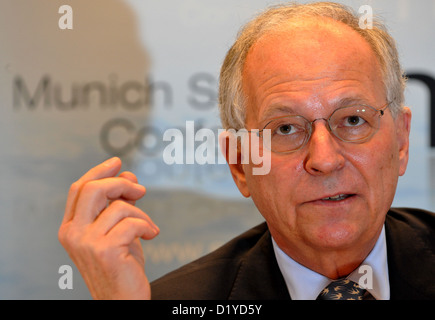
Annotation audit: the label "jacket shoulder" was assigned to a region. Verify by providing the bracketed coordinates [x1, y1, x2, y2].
[150, 222, 270, 300]
[386, 207, 435, 299]
[387, 207, 435, 244]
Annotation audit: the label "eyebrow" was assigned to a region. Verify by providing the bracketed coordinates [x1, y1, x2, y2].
[260, 105, 298, 122]
[260, 96, 371, 122]
[334, 96, 371, 107]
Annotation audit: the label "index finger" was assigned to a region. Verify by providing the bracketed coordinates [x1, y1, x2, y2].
[72, 177, 146, 226]
[63, 157, 122, 223]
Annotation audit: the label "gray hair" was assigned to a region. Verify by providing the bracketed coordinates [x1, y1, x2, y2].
[218, 1, 406, 130]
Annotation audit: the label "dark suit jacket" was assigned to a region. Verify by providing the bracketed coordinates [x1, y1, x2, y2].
[151, 208, 435, 299]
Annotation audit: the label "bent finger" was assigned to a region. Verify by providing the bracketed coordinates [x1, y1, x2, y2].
[118, 171, 139, 184]
[72, 178, 146, 226]
[92, 200, 156, 237]
[106, 217, 160, 246]
[116, 172, 144, 205]
[63, 157, 122, 223]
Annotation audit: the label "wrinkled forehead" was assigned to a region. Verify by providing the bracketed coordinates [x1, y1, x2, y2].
[241, 17, 385, 119]
[244, 17, 379, 77]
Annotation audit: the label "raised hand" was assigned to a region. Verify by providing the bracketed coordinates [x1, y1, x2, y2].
[58, 157, 159, 299]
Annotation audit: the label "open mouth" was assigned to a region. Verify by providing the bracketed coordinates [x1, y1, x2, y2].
[321, 194, 354, 201]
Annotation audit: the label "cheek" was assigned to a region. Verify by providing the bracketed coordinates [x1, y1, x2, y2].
[377, 149, 400, 207]
[245, 157, 302, 222]
[347, 138, 399, 210]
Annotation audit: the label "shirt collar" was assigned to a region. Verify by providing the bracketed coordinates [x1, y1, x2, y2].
[272, 225, 390, 300]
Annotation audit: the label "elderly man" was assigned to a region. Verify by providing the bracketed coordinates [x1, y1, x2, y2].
[58, 2, 435, 300]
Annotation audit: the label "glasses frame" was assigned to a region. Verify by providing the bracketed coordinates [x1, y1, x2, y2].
[257, 102, 391, 154]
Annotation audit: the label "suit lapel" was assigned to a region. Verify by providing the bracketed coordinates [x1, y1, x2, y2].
[228, 223, 291, 300]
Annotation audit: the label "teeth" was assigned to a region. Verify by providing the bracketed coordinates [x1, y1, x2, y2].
[322, 194, 348, 201]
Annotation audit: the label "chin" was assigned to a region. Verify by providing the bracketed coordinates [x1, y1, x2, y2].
[309, 223, 362, 250]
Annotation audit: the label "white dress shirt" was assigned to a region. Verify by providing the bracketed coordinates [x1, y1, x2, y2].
[272, 225, 390, 300]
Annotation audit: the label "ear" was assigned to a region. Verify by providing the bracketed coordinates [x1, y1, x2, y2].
[218, 131, 251, 197]
[395, 107, 412, 176]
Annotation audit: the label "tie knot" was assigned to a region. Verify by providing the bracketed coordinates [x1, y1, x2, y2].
[317, 279, 367, 300]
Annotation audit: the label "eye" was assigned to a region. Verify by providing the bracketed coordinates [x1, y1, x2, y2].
[276, 124, 295, 135]
[344, 115, 366, 127]
[264, 116, 308, 140]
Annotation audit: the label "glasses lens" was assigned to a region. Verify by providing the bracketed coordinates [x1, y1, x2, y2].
[264, 116, 310, 153]
[329, 105, 380, 142]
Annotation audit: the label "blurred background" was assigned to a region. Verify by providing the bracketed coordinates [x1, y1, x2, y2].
[0, 0, 434, 299]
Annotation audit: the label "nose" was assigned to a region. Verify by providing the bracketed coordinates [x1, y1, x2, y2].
[304, 120, 345, 175]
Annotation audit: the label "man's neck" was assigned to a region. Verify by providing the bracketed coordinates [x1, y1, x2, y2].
[270, 226, 383, 279]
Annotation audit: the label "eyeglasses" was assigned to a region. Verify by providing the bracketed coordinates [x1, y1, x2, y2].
[257, 102, 391, 153]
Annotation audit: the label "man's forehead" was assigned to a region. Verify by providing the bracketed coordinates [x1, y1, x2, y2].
[247, 17, 371, 63]
[241, 16, 385, 122]
[243, 18, 380, 92]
